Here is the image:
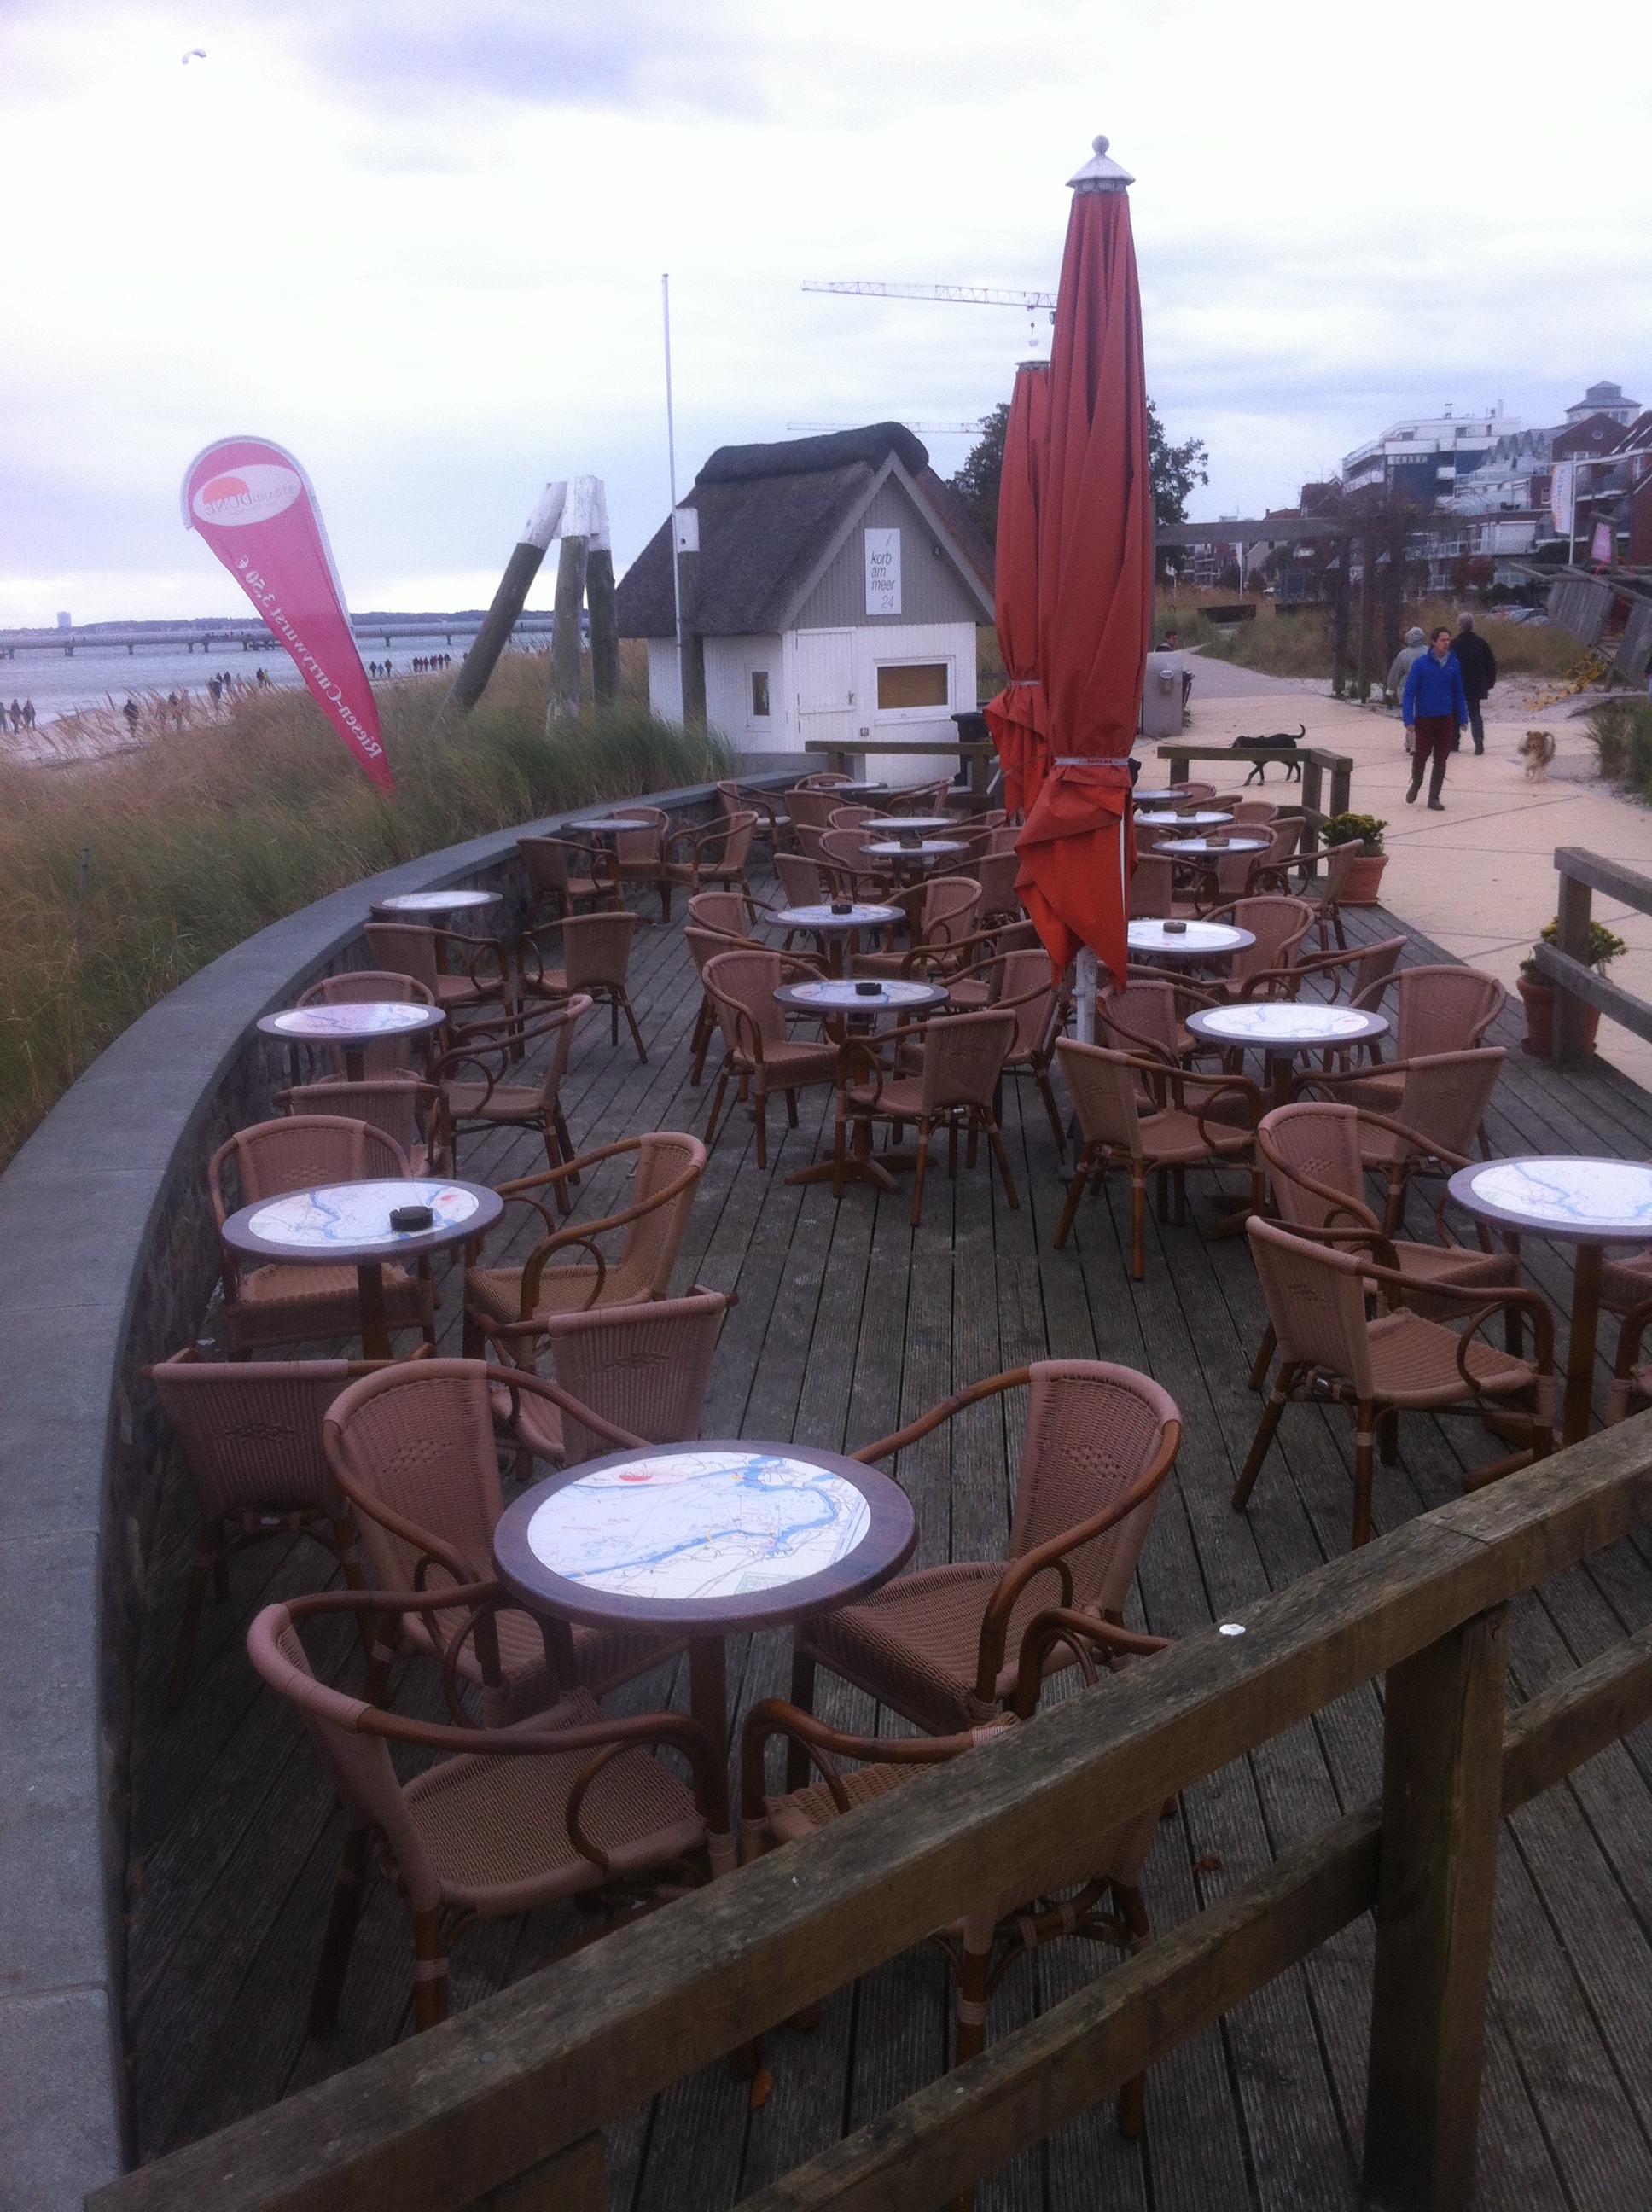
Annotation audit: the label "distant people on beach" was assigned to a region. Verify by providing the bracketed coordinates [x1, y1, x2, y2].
[408, 654, 451, 674]
[255, 667, 271, 689]
[207, 676, 223, 708]
[8, 699, 20, 734]
[122, 697, 140, 738]
[1451, 614, 1497, 754]
[1385, 626, 1427, 707]
[22, 698, 34, 730]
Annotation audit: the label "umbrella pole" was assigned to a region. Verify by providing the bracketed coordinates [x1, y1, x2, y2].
[1075, 947, 1098, 1045]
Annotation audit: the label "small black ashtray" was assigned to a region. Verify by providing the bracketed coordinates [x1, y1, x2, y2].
[1162, 919, 1188, 934]
[855, 980, 881, 997]
[830, 899, 853, 916]
[390, 1204, 435, 1232]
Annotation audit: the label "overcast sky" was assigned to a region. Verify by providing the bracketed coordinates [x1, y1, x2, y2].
[4, 0, 1649, 626]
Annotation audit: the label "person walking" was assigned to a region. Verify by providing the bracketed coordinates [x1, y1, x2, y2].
[1451, 612, 1497, 753]
[1385, 625, 1427, 706]
[1402, 626, 1469, 810]
[121, 697, 140, 740]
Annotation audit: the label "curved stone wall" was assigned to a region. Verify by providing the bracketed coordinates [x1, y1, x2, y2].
[0, 779, 750, 2208]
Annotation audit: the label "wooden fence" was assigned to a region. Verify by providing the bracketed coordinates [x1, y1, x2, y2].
[88, 1417, 1652, 2212]
[1533, 847, 1652, 1066]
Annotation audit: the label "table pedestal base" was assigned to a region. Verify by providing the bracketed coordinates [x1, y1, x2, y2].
[356, 1263, 392, 1359]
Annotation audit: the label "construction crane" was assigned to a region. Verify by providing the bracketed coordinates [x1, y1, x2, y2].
[802, 279, 1056, 350]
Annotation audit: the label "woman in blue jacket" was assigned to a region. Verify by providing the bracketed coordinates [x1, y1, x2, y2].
[1401, 628, 1469, 809]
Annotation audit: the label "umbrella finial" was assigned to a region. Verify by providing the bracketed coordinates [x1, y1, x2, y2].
[1068, 134, 1134, 193]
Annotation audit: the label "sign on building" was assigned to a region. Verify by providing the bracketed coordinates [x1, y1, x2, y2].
[864, 528, 901, 615]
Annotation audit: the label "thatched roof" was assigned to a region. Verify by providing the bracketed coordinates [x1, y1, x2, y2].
[616, 423, 995, 639]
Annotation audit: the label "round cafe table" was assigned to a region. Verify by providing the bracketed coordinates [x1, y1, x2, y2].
[218, 1176, 502, 1358]
[258, 1000, 446, 1083]
[773, 978, 950, 1194]
[1184, 1001, 1387, 1109]
[371, 888, 502, 920]
[570, 816, 655, 835]
[1156, 835, 1270, 859]
[1135, 809, 1233, 828]
[493, 1441, 916, 1763]
[868, 815, 953, 835]
[1127, 918, 1254, 964]
[861, 839, 966, 882]
[1447, 1157, 1652, 1447]
[770, 902, 903, 979]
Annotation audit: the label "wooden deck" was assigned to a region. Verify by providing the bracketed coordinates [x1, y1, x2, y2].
[125, 868, 1652, 2210]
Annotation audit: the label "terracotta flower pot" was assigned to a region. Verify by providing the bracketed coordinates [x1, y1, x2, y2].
[1341, 852, 1389, 905]
[1518, 975, 1601, 1058]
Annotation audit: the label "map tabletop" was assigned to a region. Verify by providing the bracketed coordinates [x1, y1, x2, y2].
[773, 903, 902, 929]
[1449, 1157, 1652, 1241]
[371, 888, 500, 913]
[1127, 920, 1254, 955]
[221, 1177, 502, 1261]
[1136, 809, 1232, 826]
[862, 839, 965, 857]
[778, 978, 946, 1010]
[1157, 835, 1270, 856]
[869, 816, 952, 833]
[260, 1002, 443, 1039]
[494, 1441, 916, 1629]
[1189, 1004, 1387, 1044]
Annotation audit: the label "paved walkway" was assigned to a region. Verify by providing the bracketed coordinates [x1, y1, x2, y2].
[1140, 658, 1652, 1093]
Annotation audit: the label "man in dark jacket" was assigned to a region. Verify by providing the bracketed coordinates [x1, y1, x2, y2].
[1402, 628, 1469, 809]
[1451, 613, 1496, 753]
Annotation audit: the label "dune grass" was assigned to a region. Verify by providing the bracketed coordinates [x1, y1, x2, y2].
[1151, 592, 1580, 683]
[0, 658, 731, 1167]
[1586, 696, 1652, 805]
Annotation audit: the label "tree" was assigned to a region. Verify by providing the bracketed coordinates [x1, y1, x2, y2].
[948, 403, 1009, 543]
[949, 394, 1208, 550]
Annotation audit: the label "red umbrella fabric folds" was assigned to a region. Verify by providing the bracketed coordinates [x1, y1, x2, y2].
[1015, 137, 1153, 988]
[980, 361, 1048, 822]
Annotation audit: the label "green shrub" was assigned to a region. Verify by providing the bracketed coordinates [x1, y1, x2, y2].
[1519, 915, 1628, 984]
[1586, 696, 1652, 801]
[1321, 812, 1387, 854]
[0, 660, 732, 1167]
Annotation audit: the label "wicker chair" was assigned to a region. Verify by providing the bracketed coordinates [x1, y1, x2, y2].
[1250, 1100, 1525, 1389]
[1285, 935, 1407, 1010]
[1332, 965, 1506, 1115]
[1101, 974, 1216, 1068]
[1229, 800, 1278, 826]
[517, 833, 615, 925]
[782, 787, 847, 834]
[247, 1585, 730, 2033]
[1294, 1047, 1506, 1232]
[489, 1288, 734, 1469]
[684, 913, 760, 1086]
[596, 805, 674, 920]
[718, 778, 789, 853]
[1054, 1039, 1264, 1272]
[278, 1076, 445, 1177]
[701, 947, 841, 1168]
[788, 1362, 1180, 1745]
[818, 826, 896, 904]
[209, 1115, 435, 1358]
[974, 849, 1022, 923]
[363, 919, 514, 1033]
[431, 994, 591, 1188]
[941, 919, 1046, 1010]
[324, 1356, 684, 1721]
[1127, 852, 1198, 923]
[293, 970, 437, 1080]
[840, 1006, 1020, 1225]
[146, 1349, 384, 1703]
[743, 1604, 1170, 2133]
[992, 948, 1067, 1150]
[1283, 839, 1364, 950]
[850, 876, 983, 981]
[1234, 1216, 1554, 1549]
[1198, 894, 1316, 998]
[1609, 1297, 1652, 1423]
[521, 908, 646, 1062]
[659, 812, 758, 907]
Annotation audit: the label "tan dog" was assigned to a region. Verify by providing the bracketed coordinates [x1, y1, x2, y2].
[1520, 728, 1556, 782]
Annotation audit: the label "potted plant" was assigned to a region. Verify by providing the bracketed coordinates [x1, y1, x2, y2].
[1320, 812, 1388, 904]
[1517, 917, 1626, 1058]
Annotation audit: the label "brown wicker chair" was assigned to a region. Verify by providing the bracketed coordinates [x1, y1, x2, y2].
[146, 1348, 388, 1704]
[1100, 974, 1217, 1068]
[783, 786, 850, 835]
[940, 919, 1045, 1010]
[486, 1287, 734, 1468]
[701, 946, 841, 1168]
[324, 1357, 680, 1724]
[517, 832, 616, 925]
[1054, 1039, 1263, 1272]
[840, 1005, 1019, 1225]
[851, 876, 983, 982]
[1293, 1047, 1506, 1232]
[431, 993, 590, 1190]
[992, 948, 1067, 1151]
[521, 908, 646, 1062]
[363, 919, 514, 1033]
[1330, 964, 1506, 1116]
[1197, 894, 1316, 998]
[462, 1131, 706, 1355]
[596, 805, 674, 920]
[817, 826, 897, 904]
[1609, 1296, 1652, 1424]
[293, 969, 437, 1080]
[718, 778, 789, 853]
[1283, 838, 1364, 950]
[1250, 1100, 1525, 1389]
[788, 1361, 1180, 1744]
[660, 811, 759, 906]
[247, 1585, 730, 2034]
[773, 851, 828, 917]
[278, 1076, 445, 1178]
[744, 1604, 1169, 2133]
[974, 849, 1022, 923]
[1234, 1216, 1554, 1549]
[209, 1115, 436, 1358]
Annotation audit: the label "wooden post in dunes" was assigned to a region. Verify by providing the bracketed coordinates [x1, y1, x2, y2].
[440, 482, 565, 721]
[548, 536, 588, 723]
[587, 550, 620, 707]
[1331, 534, 1352, 698]
[548, 479, 612, 727]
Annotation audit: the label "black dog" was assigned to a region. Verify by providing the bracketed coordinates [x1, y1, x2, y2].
[1230, 725, 1306, 784]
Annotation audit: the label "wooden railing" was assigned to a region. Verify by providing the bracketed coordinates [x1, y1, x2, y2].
[88, 1418, 1652, 2212]
[1155, 743, 1353, 855]
[1534, 847, 1652, 1066]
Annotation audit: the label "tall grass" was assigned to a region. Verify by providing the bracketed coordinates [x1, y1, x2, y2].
[1586, 696, 1652, 803]
[0, 658, 731, 1167]
[1151, 592, 1580, 682]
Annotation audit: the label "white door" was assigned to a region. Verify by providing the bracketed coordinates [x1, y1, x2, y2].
[794, 629, 858, 754]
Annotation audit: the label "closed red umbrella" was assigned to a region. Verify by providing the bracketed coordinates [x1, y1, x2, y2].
[1015, 135, 1153, 1001]
[980, 361, 1048, 821]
